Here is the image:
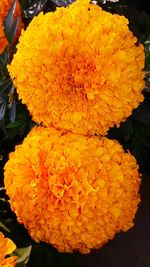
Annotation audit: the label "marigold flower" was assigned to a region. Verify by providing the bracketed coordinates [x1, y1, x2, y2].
[8, 0, 145, 135]
[0, 17, 8, 54]
[4, 126, 141, 253]
[0, 232, 17, 267]
[0, 0, 23, 41]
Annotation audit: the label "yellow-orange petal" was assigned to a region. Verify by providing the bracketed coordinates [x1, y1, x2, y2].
[4, 126, 141, 253]
[8, 0, 145, 135]
[0, 232, 17, 267]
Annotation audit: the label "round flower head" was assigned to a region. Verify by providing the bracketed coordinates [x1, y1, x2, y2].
[8, 0, 145, 135]
[5, 127, 140, 253]
[0, 0, 23, 41]
[0, 17, 8, 54]
[0, 232, 17, 267]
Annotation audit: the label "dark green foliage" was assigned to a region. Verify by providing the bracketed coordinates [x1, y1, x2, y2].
[4, 0, 19, 44]
[15, 246, 32, 267]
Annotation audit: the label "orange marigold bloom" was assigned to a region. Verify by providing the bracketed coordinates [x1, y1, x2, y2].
[0, 0, 23, 41]
[0, 17, 8, 54]
[4, 126, 141, 253]
[0, 232, 17, 267]
[8, 0, 145, 135]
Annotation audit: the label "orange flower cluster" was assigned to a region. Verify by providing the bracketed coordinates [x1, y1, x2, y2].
[4, 127, 141, 253]
[0, 232, 17, 267]
[0, 0, 23, 45]
[0, 17, 8, 54]
[8, 0, 145, 135]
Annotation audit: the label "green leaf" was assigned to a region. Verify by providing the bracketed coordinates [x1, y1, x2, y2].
[0, 221, 10, 232]
[8, 17, 19, 44]
[145, 42, 150, 71]
[0, 51, 10, 66]
[4, 0, 17, 33]
[0, 96, 7, 132]
[0, 51, 10, 80]
[15, 246, 32, 267]
[6, 120, 24, 128]
[8, 85, 16, 123]
[4, 0, 19, 44]
[0, 78, 12, 94]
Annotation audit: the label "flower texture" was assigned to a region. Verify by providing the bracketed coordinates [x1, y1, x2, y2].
[0, 232, 17, 267]
[4, 126, 141, 253]
[0, 0, 23, 42]
[8, 0, 145, 135]
[0, 17, 8, 54]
